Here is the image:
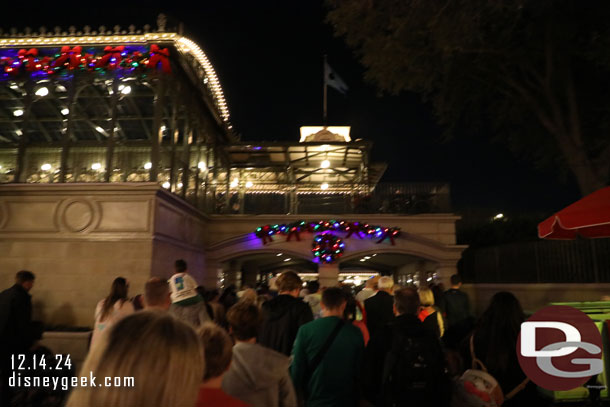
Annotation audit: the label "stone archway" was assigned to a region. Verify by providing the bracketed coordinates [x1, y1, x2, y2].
[205, 229, 464, 288]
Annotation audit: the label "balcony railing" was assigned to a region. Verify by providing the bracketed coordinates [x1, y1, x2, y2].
[201, 182, 451, 215]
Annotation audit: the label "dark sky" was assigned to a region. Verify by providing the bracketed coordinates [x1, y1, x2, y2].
[2, 1, 582, 217]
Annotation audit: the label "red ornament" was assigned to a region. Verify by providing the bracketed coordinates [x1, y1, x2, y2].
[54, 46, 83, 70]
[148, 44, 171, 73]
[18, 48, 39, 72]
[96, 46, 125, 69]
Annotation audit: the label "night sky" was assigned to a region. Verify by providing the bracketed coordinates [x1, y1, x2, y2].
[2, 2, 582, 218]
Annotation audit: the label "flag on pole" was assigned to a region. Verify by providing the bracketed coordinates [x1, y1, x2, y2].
[324, 62, 349, 94]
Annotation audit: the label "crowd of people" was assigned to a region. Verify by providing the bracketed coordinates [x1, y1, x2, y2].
[0, 262, 549, 406]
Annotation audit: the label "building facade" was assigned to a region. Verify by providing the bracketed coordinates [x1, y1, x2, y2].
[0, 18, 465, 326]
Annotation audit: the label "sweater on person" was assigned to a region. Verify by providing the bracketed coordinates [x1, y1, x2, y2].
[290, 316, 364, 407]
[222, 342, 297, 407]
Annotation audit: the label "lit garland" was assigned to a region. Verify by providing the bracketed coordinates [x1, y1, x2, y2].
[254, 219, 401, 263]
[0, 44, 171, 77]
[312, 233, 345, 264]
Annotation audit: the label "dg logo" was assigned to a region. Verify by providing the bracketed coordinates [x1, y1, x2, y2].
[517, 305, 604, 391]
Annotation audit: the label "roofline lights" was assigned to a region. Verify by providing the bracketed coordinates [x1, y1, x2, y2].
[0, 32, 230, 124]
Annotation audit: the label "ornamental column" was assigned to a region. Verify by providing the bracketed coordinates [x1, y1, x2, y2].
[318, 263, 340, 288]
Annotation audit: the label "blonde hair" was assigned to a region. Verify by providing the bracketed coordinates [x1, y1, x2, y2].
[418, 288, 445, 337]
[67, 311, 203, 407]
[418, 288, 435, 307]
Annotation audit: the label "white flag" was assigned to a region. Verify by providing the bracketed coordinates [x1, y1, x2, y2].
[324, 62, 349, 94]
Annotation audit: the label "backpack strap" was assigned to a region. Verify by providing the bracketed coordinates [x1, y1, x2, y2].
[469, 334, 487, 372]
[305, 318, 344, 382]
[470, 334, 530, 401]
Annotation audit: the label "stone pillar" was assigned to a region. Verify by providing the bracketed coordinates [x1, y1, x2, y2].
[318, 263, 340, 288]
[224, 259, 242, 288]
[203, 259, 223, 289]
[242, 261, 260, 288]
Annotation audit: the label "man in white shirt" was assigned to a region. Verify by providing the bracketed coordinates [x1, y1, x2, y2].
[356, 276, 379, 305]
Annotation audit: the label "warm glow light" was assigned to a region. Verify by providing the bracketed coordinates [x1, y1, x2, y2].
[13, 109, 23, 117]
[494, 213, 504, 220]
[41, 163, 52, 171]
[162, 182, 170, 189]
[120, 85, 132, 95]
[144, 162, 152, 170]
[160, 125, 166, 132]
[284, 258, 292, 262]
[91, 162, 102, 170]
[230, 178, 239, 188]
[61, 108, 69, 116]
[245, 181, 253, 188]
[320, 183, 329, 190]
[198, 161, 207, 171]
[276, 253, 283, 257]
[34, 87, 49, 97]
[320, 159, 331, 169]
[177, 183, 183, 188]
[95, 126, 104, 133]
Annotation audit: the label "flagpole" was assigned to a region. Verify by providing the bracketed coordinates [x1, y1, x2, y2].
[323, 54, 328, 126]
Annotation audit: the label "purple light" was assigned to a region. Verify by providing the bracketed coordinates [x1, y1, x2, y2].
[253, 146, 262, 150]
[110, 58, 116, 62]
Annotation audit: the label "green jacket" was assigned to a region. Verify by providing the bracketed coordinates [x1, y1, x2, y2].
[290, 316, 364, 407]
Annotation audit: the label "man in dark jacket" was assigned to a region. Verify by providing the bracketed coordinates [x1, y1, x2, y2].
[0, 270, 36, 405]
[259, 271, 313, 356]
[363, 287, 449, 407]
[364, 276, 395, 339]
[443, 274, 473, 349]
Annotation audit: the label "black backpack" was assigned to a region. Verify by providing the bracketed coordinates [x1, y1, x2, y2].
[381, 327, 450, 407]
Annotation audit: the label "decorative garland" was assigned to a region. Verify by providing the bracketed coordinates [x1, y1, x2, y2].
[1, 44, 171, 78]
[254, 219, 401, 263]
[312, 233, 345, 264]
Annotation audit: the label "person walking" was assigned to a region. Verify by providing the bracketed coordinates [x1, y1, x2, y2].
[443, 274, 473, 348]
[223, 301, 297, 407]
[91, 277, 134, 347]
[291, 287, 364, 407]
[168, 259, 211, 327]
[0, 270, 36, 406]
[364, 287, 449, 407]
[364, 276, 394, 339]
[259, 271, 313, 356]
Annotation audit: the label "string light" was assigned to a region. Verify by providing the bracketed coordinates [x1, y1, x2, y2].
[34, 87, 49, 97]
[144, 162, 152, 170]
[198, 161, 207, 171]
[41, 163, 52, 171]
[91, 163, 102, 170]
[13, 109, 23, 117]
[320, 160, 330, 169]
[60, 108, 69, 116]
[320, 183, 329, 190]
[245, 181, 253, 188]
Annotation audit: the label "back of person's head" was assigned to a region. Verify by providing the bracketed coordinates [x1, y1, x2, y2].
[198, 322, 233, 382]
[276, 270, 302, 293]
[340, 286, 358, 321]
[101, 277, 129, 321]
[144, 278, 170, 309]
[307, 280, 320, 294]
[174, 259, 187, 273]
[365, 276, 377, 289]
[378, 276, 394, 291]
[226, 301, 261, 340]
[418, 287, 435, 307]
[16, 270, 35, 285]
[394, 287, 420, 316]
[204, 289, 219, 302]
[67, 311, 203, 407]
[321, 286, 347, 310]
[450, 274, 462, 286]
[238, 288, 257, 303]
[476, 291, 524, 373]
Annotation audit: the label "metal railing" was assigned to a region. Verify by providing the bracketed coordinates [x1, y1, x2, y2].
[200, 182, 452, 215]
[461, 238, 610, 283]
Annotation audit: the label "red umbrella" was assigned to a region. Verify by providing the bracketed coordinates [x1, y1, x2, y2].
[538, 187, 610, 239]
